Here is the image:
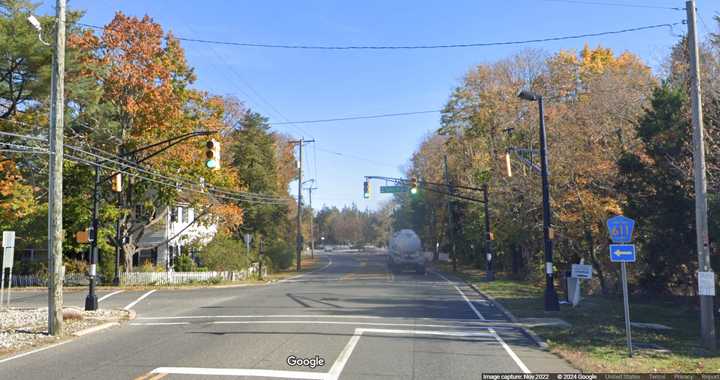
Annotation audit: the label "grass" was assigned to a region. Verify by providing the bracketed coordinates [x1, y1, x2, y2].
[436, 262, 720, 373]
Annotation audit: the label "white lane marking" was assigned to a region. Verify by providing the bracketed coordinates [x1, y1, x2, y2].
[433, 272, 486, 320]
[98, 290, 125, 302]
[278, 255, 333, 283]
[0, 340, 71, 364]
[326, 329, 362, 380]
[489, 328, 531, 373]
[123, 289, 156, 310]
[130, 322, 190, 326]
[327, 327, 494, 380]
[454, 285, 486, 320]
[137, 314, 384, 320]
[209, 320, 489, 329]
[150, 367, 326, 379]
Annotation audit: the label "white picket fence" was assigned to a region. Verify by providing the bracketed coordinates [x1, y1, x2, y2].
[9, 265, 267, 287]
[11, 272, 89, 287]
[120, 265, 266, 286]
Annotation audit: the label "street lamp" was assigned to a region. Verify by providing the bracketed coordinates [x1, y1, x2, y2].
[518, 89, 560, 312]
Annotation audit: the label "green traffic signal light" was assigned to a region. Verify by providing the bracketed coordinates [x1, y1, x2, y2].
[410, 187, 418, 195]
[363, 180, 370, 199]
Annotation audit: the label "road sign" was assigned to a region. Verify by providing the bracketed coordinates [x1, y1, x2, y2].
[2, 231, 15, 248]
[2, 247, 13, 269]
[607, 215, 635, 243]
[380, 185, 408, 194]
[610, 244, 636, 262]
[571, 264, 593, 279]
[698, 271, 716, 296]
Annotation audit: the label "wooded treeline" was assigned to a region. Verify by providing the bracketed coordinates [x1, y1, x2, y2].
[0, 2, 302, 277]
[397, 21, 720, 295]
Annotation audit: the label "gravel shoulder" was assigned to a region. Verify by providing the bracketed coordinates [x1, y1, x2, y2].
[0, 307, 130, 358]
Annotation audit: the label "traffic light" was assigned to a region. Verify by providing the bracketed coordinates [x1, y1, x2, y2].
[410, 177, 418, 194]
[206, 139, 221, 170]
[111, 173, 122, 193]
[363, 180, 370, 199]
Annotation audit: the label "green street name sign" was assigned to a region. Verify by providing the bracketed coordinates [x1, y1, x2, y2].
[380, 185, 408, 193]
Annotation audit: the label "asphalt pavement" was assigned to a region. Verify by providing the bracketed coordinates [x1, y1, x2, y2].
[0, 250, 577, 379]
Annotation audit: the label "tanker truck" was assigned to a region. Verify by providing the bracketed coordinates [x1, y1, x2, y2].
[388, 229, 427, 274]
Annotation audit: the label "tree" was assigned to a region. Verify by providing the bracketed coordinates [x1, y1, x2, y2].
[617, 85, 695, 293]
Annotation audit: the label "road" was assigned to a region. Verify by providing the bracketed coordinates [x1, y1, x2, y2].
[0, 250, 576, 379]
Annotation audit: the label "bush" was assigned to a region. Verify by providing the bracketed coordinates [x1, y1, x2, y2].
[266, 240, 294, 270]
[173, 255, 196, 272]
[64, 259, 88, 274]
[198, 235, 249, 271]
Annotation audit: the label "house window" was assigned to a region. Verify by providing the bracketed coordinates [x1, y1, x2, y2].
[181, 207, 189, 223]
[170, 207, 178, 223]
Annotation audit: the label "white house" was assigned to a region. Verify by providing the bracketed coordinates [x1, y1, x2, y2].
[135, 203, 217, 271]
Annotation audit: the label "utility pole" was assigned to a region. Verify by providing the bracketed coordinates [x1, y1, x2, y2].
[444, 155, 456, 272]
[305, 186, 318, 259]
[84, 160, 99, 311]
[47, 0, 66, 336]
[291, 138, 315, 272]
[687, 0, 717, 350]
[483, 185, 494, 281]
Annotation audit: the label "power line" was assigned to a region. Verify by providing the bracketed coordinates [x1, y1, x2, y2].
[269, 110, 441, 125]
[0, 129, 289, 204]
[541, 0, 684, 11]
[76, 21, 683, 50]
[315, 146, 399, 168]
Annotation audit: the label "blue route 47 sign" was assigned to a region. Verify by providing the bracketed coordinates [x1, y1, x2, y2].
[607, 215, 635, 243]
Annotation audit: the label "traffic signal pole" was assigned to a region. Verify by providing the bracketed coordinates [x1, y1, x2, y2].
[444, 155, 457, 272]
[291, 139, 315, 272]
[483, 185, 494, 281]
[85, 160, 100, 310]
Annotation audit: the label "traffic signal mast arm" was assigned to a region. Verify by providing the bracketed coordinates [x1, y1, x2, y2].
[101, 130, 217, 182]
[363, 175, 486, 204]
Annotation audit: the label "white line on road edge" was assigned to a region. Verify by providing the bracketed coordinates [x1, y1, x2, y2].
[433, 272, 486, 320]
[488, 328, 531, 373]
[278, 255, 333, 283]
[130, 322, 190, 326]
[0, 340, 71, 365]
[150, 367, 326, 379]
[123, 289, 156, 311]
[137, 314, 385, 320]
[73, 322, 119, 336]
[98, 290, 125, 302]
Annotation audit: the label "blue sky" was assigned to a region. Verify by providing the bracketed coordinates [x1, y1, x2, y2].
[46, 0, 718, 210]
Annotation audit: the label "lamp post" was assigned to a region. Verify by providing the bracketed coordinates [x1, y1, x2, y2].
[518, 89, 560, 312]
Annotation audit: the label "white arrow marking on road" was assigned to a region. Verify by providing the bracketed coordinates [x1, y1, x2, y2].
[124, 289, 156, 310]
[98, 290, 125, 302]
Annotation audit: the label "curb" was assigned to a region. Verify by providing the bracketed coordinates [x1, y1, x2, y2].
[461, 278, 550, 350]
[72, 321, 119, 337]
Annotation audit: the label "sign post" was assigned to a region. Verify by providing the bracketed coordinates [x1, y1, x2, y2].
[244, 233, 253, 256]
[2, 231, 16, 307]
[607, 216, 636, 357]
